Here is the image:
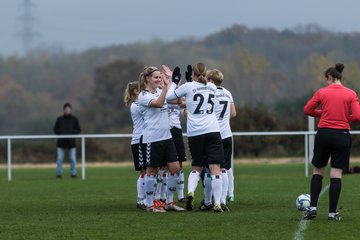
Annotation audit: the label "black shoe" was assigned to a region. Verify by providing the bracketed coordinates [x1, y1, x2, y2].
[199, 200, 213, 211]
[137, 203, 146, 210]
[178, 198, 187, 204]
[328, 211, 341, 221]
[303, 207, 317, 220]
[185, 193, 194, 211]
[221, 203, 229, 212]
[56, 175, 62, 179]
[71, 174, 77, 178]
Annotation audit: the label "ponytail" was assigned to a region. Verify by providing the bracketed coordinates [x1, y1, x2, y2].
[193, 62, 208, 85]
[324, 63, 345, 80]
[123, 81, 139, 107]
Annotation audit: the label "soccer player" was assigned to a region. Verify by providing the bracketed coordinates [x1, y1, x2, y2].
[166, 63, 225, 212]
[138, 66, 184, 212]
[207, 69, 237, 211]
[124, 81, 146, 209]
[303, 63, 360, 221]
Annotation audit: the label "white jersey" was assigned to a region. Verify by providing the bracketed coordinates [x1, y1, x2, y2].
[138, 88, 171, 143]
[168, 103, 182, 129]
[130, 102, 144, 144]
[167, 82, 220, 137]
[214, 87, 233, 139]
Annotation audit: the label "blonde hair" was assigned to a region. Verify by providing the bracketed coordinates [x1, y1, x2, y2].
[139, 66, 159, 90]
[123, 81, 139, 107]
[206, 69, 224, 86]
[193, 62, 207, 85]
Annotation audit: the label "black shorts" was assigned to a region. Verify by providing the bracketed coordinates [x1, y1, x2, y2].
[170, 127, 186, 162]
[221, 137, 232, 170]
[312, 128, 351, 169]
[142, 139, 178, 168]
[131, 143, 144, 171]
[188, 132, 224, 167]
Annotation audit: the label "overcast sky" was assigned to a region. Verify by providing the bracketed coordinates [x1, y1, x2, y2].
[1, 0, 360, 56]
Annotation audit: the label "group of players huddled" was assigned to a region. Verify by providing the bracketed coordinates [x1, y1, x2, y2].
[124, 62, 236, 213]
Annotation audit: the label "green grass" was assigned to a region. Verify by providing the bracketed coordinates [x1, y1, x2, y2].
[0, 164, 359, 240]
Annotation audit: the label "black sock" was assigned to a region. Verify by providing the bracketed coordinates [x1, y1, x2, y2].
[329, 178, 342, 213]
[310, 174, 323, 207]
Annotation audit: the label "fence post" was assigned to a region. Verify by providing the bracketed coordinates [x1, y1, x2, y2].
[231, 136, 234, 172]
[81, 137, 85, 180]
[304, 134, 309, 177]
[7, 138, 12, 181]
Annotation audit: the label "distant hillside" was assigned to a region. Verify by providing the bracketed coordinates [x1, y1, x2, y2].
[1, 23, 360, 135]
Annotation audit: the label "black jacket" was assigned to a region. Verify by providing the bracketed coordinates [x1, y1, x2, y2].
[53, 114, 81, 148]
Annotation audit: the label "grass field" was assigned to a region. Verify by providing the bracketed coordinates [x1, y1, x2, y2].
[0, 164, 359, 240]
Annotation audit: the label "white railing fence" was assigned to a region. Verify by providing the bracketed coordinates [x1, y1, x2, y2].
[3, 128, 360, 181]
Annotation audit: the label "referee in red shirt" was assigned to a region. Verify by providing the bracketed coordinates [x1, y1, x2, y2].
[303, 63, 360, 221]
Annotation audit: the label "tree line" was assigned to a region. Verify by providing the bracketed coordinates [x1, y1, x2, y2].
[2, 24, 360, 162]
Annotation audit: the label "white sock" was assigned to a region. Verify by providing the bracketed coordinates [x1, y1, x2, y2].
[155, 170, 164, 200]
[160, 171, 168, 200]
[227, 168, 234, 197]
[166, 172, 178, 204]
[204, 173, 212, 205]
[211, 174, 222, 206]
[221, 170, 229, 204]
[137, 173, 145, 204]
[187, 170, 200, 194]
[144, 175, 157, 207]
[177, 170, 185, 200]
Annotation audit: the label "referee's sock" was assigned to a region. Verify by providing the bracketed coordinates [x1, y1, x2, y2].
[310, 174, 323, 207]
[329, 178, 342, 213]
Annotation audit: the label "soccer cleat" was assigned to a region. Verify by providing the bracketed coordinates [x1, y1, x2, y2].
[153, 200, 166, 209]
[71, 174, 77, 178]
[303, 207, 317, 220]
[164, 202, 185, 212]
[227, 196, 235, 203]
[185, 192, 194, 211]
[178, 198, 187, 204]
[137, 203, 146, 210]
[146, 205, 166, 213]
[199, 200, 213, 211]
[213, 204, 224, 213]
[328, 211, 341, 221]
[221, 203, 229, 212]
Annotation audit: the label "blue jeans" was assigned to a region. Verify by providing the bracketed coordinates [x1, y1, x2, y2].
[57, 148, 77, 176]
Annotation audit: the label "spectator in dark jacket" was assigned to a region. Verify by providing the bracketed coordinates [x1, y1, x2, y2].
[53, 103, 81, 178]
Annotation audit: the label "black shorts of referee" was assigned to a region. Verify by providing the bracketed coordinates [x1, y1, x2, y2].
[312, 128, 351, 169]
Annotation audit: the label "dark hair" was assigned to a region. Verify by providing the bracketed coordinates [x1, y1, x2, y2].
[63, 102, 72, 109]
[193, 62, 207, 84]
[324, 63, 344, 80]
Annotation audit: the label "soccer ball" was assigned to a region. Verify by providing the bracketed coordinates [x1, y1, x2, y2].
[296, 194, 311, 211]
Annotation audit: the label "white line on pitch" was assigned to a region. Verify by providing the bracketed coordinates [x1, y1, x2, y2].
[293, 184, 330, 240]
